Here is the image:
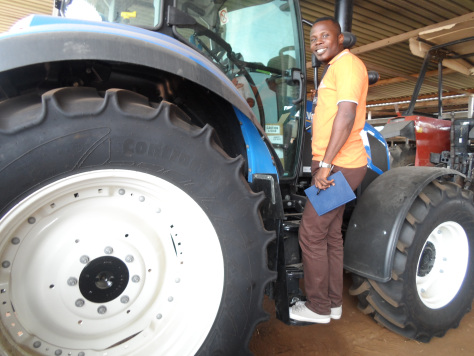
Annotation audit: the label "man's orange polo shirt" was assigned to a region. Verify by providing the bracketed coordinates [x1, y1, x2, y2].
[313, 49, 368, 168]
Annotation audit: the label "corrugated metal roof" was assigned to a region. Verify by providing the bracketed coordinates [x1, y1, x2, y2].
[0, 0, 54, 33]
[1, 0, 473, 117]
[301, 0, 474, 117]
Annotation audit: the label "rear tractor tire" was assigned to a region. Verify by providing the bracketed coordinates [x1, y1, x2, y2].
[0, 87, 274, 355]
[350, 179, 474, 342]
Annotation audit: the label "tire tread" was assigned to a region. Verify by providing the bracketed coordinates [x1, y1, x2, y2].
[350, 179, 474, 342]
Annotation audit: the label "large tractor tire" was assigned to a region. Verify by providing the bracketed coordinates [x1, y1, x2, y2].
[0, 87, 274, 355]
[350, 179, 474, 342]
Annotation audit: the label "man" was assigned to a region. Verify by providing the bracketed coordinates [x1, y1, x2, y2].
[289, 17, 368, 323]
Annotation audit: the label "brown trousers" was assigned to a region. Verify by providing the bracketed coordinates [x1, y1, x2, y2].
[299, 161, 367, 315]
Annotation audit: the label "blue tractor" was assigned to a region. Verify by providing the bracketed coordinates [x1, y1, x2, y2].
[0, 1, 472, 355]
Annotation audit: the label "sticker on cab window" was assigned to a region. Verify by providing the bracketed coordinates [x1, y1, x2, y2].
[219, 8, 228, 25]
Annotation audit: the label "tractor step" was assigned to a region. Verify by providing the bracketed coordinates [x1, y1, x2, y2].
[274, 220, 307, 324]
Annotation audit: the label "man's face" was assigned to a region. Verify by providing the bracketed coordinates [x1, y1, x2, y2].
[310, 20, 344, 65]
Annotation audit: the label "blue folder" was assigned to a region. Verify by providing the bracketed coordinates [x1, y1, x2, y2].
[304, 171, 356, 216]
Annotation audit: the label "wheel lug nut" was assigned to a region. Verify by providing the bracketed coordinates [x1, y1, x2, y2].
[104, 246, 113, 254]
[54, 349, 63, 355]
[97, 305, 107, 314]
[33, 341, 41, 348]
[67, 277, 78, 286]
[75, 299, 85, 308]
[11, 237, 20, 245]
[132, 275, 140, 283]
[2, 261, 11, 268]
[80, 255, 90, 264]
[120, 296, 130, 304]
[125, 255, 134, 263]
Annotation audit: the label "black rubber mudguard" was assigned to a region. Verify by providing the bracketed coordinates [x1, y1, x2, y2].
[343, 166, 462, 282]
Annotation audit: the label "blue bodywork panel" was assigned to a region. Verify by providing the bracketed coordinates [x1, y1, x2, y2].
[234, 108, 279, 182]
[363, 122, 391, 174]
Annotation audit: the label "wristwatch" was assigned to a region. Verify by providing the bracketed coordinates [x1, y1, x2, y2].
[319, 161, 332, 168]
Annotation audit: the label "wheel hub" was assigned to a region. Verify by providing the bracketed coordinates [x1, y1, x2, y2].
[79, 256, 129, 303]
[417, 241, 436, 277]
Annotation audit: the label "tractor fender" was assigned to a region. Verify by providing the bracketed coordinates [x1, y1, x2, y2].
[1, 15, 280, 182]
[0, 15, 257, 130]
[343, 166, 463, 282]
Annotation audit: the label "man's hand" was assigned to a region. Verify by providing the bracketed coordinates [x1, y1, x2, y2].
[314, 166, 335, 190]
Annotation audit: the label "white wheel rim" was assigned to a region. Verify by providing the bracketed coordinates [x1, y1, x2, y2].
[0, 170, 224, 355]
[416, 221, 469, 309]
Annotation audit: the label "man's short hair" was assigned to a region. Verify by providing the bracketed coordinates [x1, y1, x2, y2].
[313, 16, 341, 34]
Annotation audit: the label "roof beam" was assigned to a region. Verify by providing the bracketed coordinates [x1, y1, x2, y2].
[367, 90, 474, 106]
[371, 68, 455, 87]
[364, 61, 472, 95]
[305, 12, 474, 70]
[351, 12, 474, 55]
[368, 95, 471, 111]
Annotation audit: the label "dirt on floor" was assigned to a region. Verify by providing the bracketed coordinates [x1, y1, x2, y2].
[249, 273, 473, 356]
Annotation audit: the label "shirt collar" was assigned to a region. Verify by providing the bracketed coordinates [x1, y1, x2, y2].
[329, 49, 350, 65]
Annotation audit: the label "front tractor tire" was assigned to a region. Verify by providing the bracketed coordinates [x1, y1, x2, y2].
[0, 87, 274, 355]
[350, 180, 474, 342]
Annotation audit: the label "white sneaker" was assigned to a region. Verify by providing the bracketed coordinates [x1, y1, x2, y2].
[289, 301, 330, 324]
[330, 306, 342, 320]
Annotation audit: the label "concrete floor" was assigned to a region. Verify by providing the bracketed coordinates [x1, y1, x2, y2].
[249, 273, 473, 355]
